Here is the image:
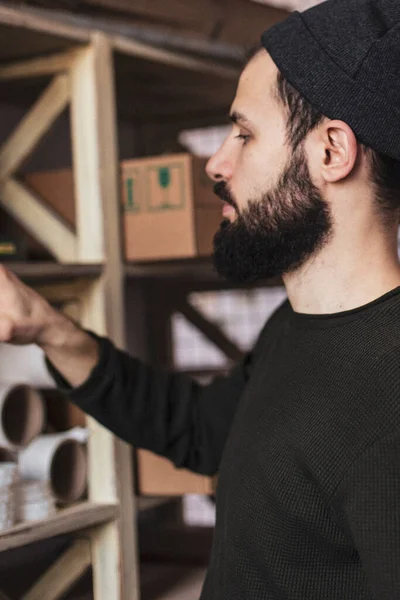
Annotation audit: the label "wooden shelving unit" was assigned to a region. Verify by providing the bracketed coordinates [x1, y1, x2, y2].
[7, 262, 102, 282]
[0, 1, 285, 598]
[0, 1, 240, 598]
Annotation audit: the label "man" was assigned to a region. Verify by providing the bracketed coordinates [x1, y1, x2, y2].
[0, 0, 400, 597]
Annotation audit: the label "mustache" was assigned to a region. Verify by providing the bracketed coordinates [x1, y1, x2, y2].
[213, 182, 238, 211]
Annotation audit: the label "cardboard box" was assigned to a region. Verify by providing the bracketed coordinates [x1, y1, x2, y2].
[137, 449, 217, 496]
[121, 153, 222, 261]
[24, 153, 222, 262]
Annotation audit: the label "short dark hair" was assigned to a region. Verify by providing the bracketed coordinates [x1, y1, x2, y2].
[275, 71, 400, 221]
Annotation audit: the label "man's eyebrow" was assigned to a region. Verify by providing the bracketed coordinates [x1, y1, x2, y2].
[228, 111, 253, 127]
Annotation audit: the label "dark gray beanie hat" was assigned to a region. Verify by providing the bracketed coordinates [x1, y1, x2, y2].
[261, 0, 400, 161]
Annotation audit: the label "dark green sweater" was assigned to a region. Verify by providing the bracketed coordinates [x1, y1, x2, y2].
[48, 287, 400, 599]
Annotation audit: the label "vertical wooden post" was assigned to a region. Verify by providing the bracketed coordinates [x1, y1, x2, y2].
[70, 47, 104, 264]
[70, 33, 140, 600]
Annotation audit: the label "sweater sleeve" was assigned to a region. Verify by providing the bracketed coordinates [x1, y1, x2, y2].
[45, 331, 262, 476]
[331, 427, 400, 599]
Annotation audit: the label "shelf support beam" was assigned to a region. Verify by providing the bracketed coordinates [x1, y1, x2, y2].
[0, 72, 78, 263]
[0, 179, 77, 263]
[0, 74, 70, 183]
[69, 40, 106, 263]
[0, 48, 83, 80]
[21, 539, 91, 600]
[71, 32, 139, 600]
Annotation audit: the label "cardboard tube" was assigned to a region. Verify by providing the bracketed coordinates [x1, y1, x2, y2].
[0, 448, 16, 462]
[0, 384, 46, 450]
[19, 434, 87, 503]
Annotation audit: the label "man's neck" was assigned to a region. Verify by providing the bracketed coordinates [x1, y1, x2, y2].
[283, 229, 400, 315]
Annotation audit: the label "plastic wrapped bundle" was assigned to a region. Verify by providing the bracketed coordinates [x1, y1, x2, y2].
[14, 481, 56, 523]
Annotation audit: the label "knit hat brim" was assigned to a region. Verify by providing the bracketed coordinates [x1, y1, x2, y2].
[262, 12, 400, 161]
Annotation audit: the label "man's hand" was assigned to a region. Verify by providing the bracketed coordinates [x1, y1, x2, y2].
[0, 264, 63, 346]
[0, 265, 99, 388]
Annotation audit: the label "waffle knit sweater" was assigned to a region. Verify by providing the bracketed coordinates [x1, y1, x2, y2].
[48, 286, 400, 600]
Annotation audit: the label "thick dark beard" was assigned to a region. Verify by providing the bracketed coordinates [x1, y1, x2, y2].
[212, 146, 333, 283]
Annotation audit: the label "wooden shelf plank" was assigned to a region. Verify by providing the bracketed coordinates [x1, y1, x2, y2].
[125, 258, 217, 281]
[6, 262, 102, 283]
[0, 502, 118, 553]
[6, 259, 283, 287]
[125, 259, 284, 288]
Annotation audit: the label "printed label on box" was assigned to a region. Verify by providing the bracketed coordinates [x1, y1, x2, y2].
[145, 163, 186, 212]
[123, 169, 141, 213]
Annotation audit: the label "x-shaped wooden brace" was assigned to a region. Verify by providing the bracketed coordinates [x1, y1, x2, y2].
[0, 45, 106, 264]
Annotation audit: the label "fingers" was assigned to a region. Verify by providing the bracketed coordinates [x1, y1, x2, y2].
[0, 263, 19, 285]
[0, 266, 17, 342]
[0, 264, 48, 345]
[0, 315, 14, 343]
[0, 263, 9, 282]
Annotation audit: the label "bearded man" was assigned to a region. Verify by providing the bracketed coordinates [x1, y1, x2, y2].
[1, 0, 400, 598]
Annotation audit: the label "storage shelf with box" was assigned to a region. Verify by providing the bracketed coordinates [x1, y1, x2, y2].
[23, 152, 222, 263]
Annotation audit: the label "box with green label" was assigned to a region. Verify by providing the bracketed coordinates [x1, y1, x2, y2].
[22, 153, 223, 262]
[121, 153, 222, 261]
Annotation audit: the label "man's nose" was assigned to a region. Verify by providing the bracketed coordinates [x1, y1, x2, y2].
[206, 149, 233, 183]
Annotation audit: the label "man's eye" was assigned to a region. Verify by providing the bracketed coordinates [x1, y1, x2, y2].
[235, 134, 251, 145]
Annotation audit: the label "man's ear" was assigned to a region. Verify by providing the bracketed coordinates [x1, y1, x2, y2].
[320, 120, 358, 183]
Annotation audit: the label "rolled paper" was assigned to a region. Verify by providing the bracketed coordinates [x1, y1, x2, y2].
[0, 384, 46, 450]
[0, 447, 17, 462]
[19, 433, 88, 503]
[41, 389, 86, 431]
[0, 343, 55, 388]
